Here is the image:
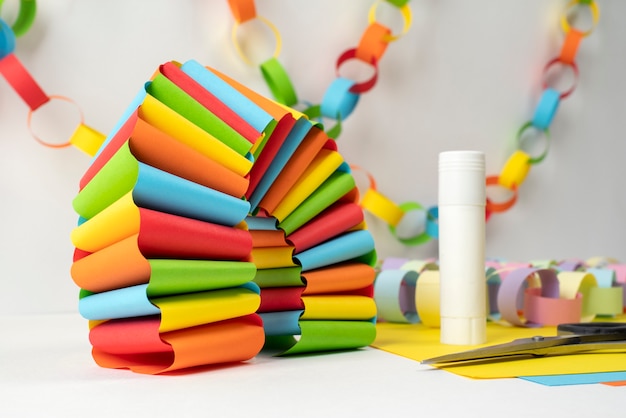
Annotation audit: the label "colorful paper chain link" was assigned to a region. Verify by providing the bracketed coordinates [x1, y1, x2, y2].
[227, 0, 411, 140]
[227, 0, 599, 246]
[375, 256, 625, 327]
[0, 0, 105, 155]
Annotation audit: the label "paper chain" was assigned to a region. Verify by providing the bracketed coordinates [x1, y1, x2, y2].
[0, 0, 104, 154]
[375, 256, 625, 327]
[0, 0, 602, 246]
[226, 0, 601, 245]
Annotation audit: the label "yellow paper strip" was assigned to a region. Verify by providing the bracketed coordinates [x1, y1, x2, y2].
[272, 149, 344, 221]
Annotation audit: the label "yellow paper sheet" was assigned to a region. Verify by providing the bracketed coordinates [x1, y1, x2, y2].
[373, 317, 626, 379]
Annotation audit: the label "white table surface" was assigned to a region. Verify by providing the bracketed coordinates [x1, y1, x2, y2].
[1, 312, 623, 418]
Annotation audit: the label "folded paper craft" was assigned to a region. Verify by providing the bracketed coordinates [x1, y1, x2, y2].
[70, 60, 378, 374]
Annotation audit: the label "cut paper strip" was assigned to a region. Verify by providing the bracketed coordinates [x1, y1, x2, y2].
[251, 246, 296, 269]
[268, 320, 376, 355]
[181, 60, 275, 134]
[294, 230, 375, 272]
[146, 259, 257, 298]
[139, 93, 253, 177]
[302, 262, 375, 295]
[272, 148, 344, 221]
[89, 316, 171, 354]
[253, 266, 303, 288]
[557, 271, 598, 322]
[258, 287, 304, 312]
[497, 267, 559, 326]
[78, 112, 250, 200]
[79, 284, 160, 320]
[374, 269, 419, 324]
[588, 286, 624, 317]
[153, 283, 261, 332]
[373, 317, 626, 379]
[248, 118, 313, 209]
[71, 235, 151, 292]
[75, 141, 249, 224]
[160, 62, 263, 145]
[523, 287, 582, 326]
[520, 371, 626, 386]
[150, 67, 258, 155]
[279, 171, 356, 235]
[91, 314, 264, 374]
[415, 270, 442, 327]
[301, 295, 377, 320]
[258, 128, 330, 213]
[259, 310, 303, 336]
[246, 115, 301, 203]
[147, 75, 253, 157]
[288, 201, 364, 253]
[250, 229, 288, 248]
[71, 195, 251, 259]
[80, 283, 260, 330]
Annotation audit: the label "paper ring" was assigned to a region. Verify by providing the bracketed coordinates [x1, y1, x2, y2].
[27, 94, 84, 149]
[388, 201, 431, 246]
[335, 48, 379, 94]
[0, 0, 37, 37]
[485, 175, 518, 213]
[560, 0, 600, 37]
[516, 121, 551, 164]
[542, 57, 579, 100]
[231, 15, 282, 67]
[368, 0, 412, 42]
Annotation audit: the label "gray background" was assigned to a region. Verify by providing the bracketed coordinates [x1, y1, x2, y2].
[1, 0, 624, 314]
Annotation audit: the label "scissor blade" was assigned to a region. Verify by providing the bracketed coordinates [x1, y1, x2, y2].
[420, 337, 554, 365]
[421, 339, 626, 365]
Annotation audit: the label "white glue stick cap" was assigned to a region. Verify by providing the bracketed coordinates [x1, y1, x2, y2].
[438, 150, 486, 206]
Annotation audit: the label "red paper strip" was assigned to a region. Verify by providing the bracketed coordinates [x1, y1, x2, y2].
[288, 202, 364, 253]
[0, 53, 49, 110]
[137, 208, 252, 260]
[258, 287, 305, 312]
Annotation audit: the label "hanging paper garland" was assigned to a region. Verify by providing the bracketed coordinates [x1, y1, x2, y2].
[226, 0, 600, 246]
[0, 1, 105, 154]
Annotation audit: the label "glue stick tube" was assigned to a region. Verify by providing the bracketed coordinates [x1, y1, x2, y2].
[438, 150, 486, 345]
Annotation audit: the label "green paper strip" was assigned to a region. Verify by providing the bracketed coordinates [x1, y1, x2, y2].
[260, 57, 298, 107]
[385, 0, 410, 7]
[146, 74, 252, 156]
[253, 266, 304, 288]
[270, 320, 376, 355]
[279, 170, 356, 235]
[146, 259, 257, 298]
[303, 104, 342, 139]
[588, 286, 624, 316]
[73, 142, 138, 218]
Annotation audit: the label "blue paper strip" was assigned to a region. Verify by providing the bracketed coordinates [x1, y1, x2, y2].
[259, 310, 303, 336]
[249, 117, 312, 210]
[294, 230, 375, 272]
[180, 60, 274, 133]
[79, 284, 159, 320]
[520, 371, 626, 386]
[133, 162, 250, 226]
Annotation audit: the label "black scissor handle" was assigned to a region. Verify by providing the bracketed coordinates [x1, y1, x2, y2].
[557, 322, 626, 336]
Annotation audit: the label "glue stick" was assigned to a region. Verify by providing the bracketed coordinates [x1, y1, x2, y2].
[438, 150, 487, 345]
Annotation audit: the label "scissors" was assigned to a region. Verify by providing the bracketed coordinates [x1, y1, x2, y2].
[421, 322, 626, 366]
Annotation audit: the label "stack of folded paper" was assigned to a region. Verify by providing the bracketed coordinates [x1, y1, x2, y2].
[70, 60, 377, 374]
